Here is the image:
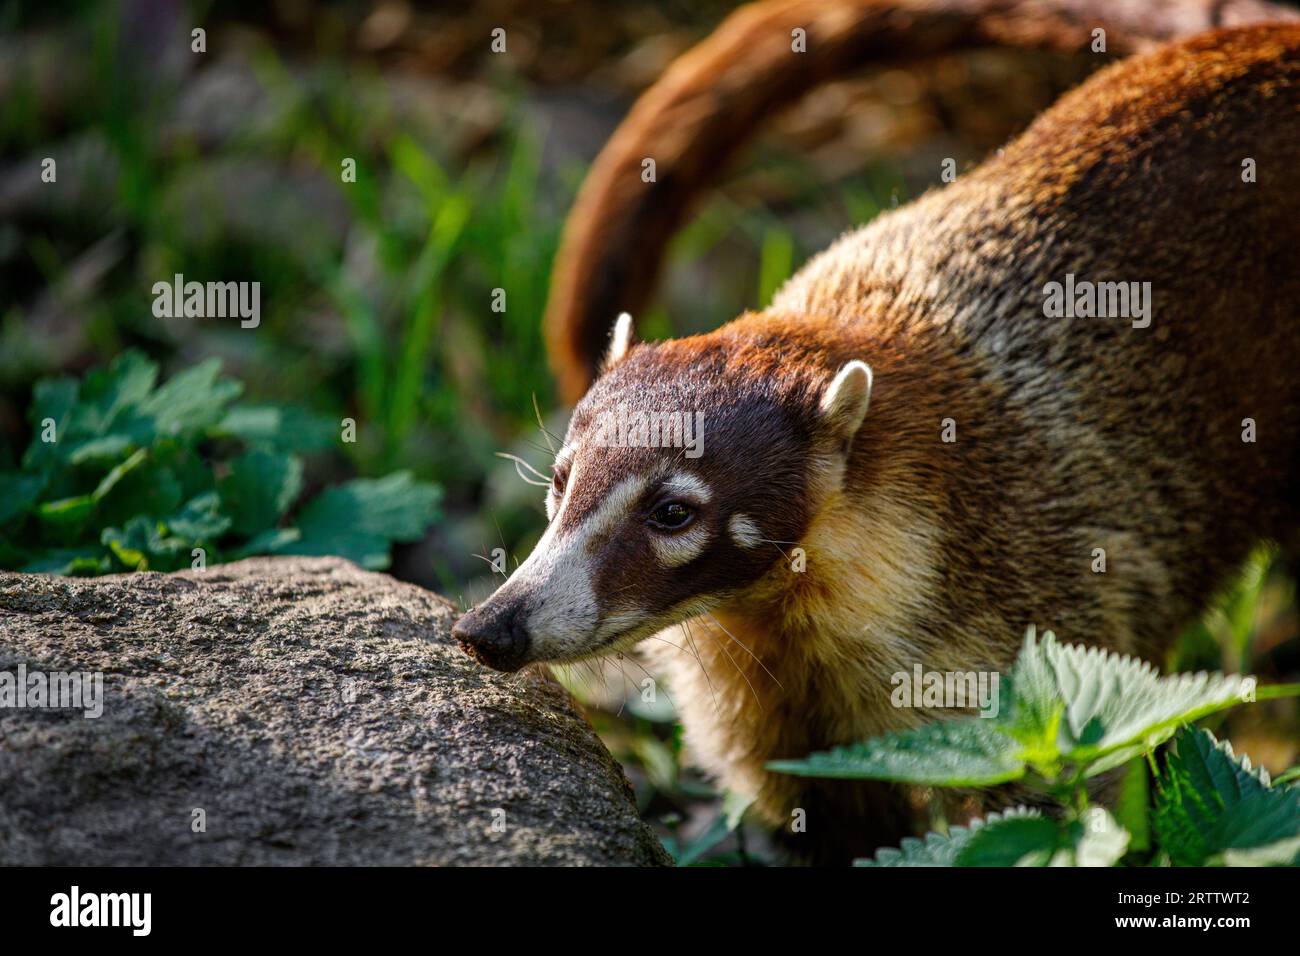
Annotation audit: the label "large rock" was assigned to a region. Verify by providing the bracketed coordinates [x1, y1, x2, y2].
[0, 557, 670, 866]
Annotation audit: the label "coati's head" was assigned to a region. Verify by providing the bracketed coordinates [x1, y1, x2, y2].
[453, 313, 874, 671]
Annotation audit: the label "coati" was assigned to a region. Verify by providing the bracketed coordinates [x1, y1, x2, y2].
[453, 0, 1300, 862]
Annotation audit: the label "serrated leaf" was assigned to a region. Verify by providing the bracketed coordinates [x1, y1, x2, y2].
[1214, 835, 1300, 866]
[1154, 726, 1300, 866]
[277, 471, 440, 569]
[773, 630, 1259, 793]
[1002, 625, 1064, 759]
[767, 718, 1026, 786]
[857, 808, 1041, 867]
[956, 813, 1061, 866]
[218, 450, 303, 537]
[75, 351, 158, 435]
[1070, 807, 1131, 867]
[1043, 636, 1247, 767]
[139, 358, 242, 434]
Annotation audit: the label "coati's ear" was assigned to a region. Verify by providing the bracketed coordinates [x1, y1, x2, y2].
[818, 360, 873, 444]
[603, 312, 637, 369]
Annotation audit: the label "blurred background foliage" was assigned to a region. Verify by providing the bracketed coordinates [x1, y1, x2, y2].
[1, 0, 1295, 863]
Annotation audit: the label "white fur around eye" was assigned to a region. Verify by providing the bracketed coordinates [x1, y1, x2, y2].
[649, 523, 711, 568]
[728, 513, 762, 549]
[662, 472, 712, 504]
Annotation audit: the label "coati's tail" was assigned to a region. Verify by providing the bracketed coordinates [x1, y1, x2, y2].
[544, 0, 1298, 403]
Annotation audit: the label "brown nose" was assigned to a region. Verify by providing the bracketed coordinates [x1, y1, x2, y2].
[452, 601, 531, 671]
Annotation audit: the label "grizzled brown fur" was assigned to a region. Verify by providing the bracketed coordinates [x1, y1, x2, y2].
[536, 2, 1299, 862]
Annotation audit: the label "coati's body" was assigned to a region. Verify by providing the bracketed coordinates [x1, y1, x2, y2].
[454, 2, 1300, 862]
[643, 27, 1300, 857]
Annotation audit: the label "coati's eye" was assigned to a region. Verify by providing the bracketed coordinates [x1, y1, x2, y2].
[648, 501, 694, 531]
[551, 468, 567, 497]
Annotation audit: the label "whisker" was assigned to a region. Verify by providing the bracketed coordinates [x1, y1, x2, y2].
[703, 610, 784, 691]
[532, 393, 561, 455]
[620, 651, 678, 713]
[703, 620, 763, 714]
[611, 654, 630, 717]
[755, 537, 799, 561]
[470, 552, 508, 577]
[495, 452, 552, 487]
[518, 436, 559, 460]
[681, 619, 721, 716]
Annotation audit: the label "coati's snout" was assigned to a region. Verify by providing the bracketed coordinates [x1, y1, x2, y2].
[455, 314, 877, 672]
[452, 598, 532, 671]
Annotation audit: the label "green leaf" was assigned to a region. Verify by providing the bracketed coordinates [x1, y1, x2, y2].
[102, 516, 161, 571]
[0, 471, 45, 525]
[278, 471, 440, 569]
[234, 527, 302, 559]
[1068, 808, 1131, 867]
[1002, 625, 1066, 764]
[722, 790, 756, 830]
[164, 492, 231, 543]
[1113, 758, 1151, 854]
[21, 548, 111, 576]
[139, 358, 243, 434]
[1042, 636, 1248, 768]
[92, 447, 150, 502]
[66, 434, 137, 466]
[857, 808, 1041, 867]
[35, 495, 95, 529]
[772, 629, 1257, 791]
[672, 791, 754, 867]
[768, 718, 1025, 786]
[216, 404, 336, 451]
[76, 351, 158, 436]
[1273, 766, 1300, 788]
[1154, 726, 1300, 866]
[21, 376, 78, 471]
[956, 814, 1062, 867]
[101, 515, 191, 572]
[218, 450, 304, 537]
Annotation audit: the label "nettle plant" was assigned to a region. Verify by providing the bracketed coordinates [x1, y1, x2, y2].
[770, 630, 1300, 866]
[0, 351, 440, 575]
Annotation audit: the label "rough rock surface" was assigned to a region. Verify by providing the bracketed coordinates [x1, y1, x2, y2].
[0, 557, 670, 866]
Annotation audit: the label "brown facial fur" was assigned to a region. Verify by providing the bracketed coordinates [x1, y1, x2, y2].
[561, 331, 834, 629]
